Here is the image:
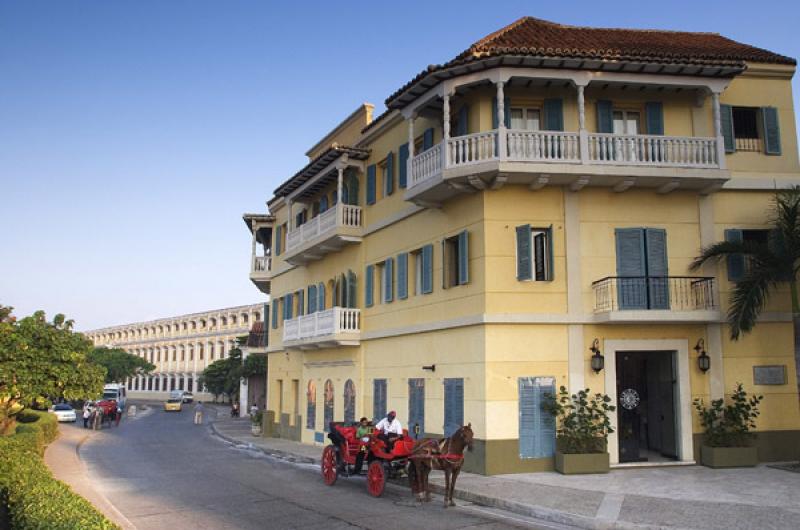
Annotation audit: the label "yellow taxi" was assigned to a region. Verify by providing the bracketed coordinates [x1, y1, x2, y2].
[164, 398, 183, 412]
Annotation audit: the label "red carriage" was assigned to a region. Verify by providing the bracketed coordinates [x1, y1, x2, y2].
[320, 422, 417, 497]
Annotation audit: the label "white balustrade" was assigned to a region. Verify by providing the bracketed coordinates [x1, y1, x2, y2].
[252, 256, 271, 273]
[282, 307, 361, 343]
[506, 130, 580, 162]
[735, 137, 761, 152]
[587, 133, 719, 168]
[448, 130, 497, 166]
[410, 143, 442, 187]
[285, 205, 362, 253]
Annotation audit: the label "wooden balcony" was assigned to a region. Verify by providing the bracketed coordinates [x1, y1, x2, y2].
[283, 205, 363, 265]
[282, 307, 361, 349]
[249, 255, 272, 294]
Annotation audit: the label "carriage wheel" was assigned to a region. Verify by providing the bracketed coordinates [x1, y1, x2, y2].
[321, 446, 338, 486]
[367, 461, 386, 497]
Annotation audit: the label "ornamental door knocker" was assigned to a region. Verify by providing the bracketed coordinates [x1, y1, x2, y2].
[620, 388, 640, 410]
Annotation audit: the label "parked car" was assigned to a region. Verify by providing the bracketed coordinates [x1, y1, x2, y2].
[181, 392, 194, 404]
[164, 398, 182, 412]
[51, 403, 77, 422]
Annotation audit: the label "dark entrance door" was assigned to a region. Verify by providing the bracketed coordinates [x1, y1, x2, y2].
[408, 378, 425, 440]
[616, 351, 678, 463]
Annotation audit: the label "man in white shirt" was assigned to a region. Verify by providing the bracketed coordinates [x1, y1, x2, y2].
[374, 411, 403, 451]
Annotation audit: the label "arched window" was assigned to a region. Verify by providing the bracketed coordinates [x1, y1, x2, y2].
[242, 313, 248, 324]
[324, 380, 334, 432]
[187, 345, 193, 361]
[343, 380, 355, 424]
[254, 311, 261, 321]
[346, 270, 357, 309]
[199, 343, 204, 360]
[210, 317, 217, 328]
[173, 347, 178, 361]
[306, 381, 316, 429]
[210, 343, 215, 360]
[191, 321, 197, 330]
[231, 315, 237, 325]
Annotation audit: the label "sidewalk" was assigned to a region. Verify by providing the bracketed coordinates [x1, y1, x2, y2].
[210, 415, 800, 530]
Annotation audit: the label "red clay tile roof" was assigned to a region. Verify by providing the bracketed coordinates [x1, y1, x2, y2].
[386, 17, 795, 108]
[246, 320, 267, 348]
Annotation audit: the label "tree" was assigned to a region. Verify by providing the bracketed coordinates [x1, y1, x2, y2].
[690, 186, 800, 397]
[241, 353, 266, 378]
[87, 347, 155, 383]
[198, 347, 244, 402]
[0, 309, 105, 434]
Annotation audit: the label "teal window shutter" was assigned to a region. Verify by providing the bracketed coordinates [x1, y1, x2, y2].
[761, 107, 782, 155]
[518, 377, 556, 459]
[421, 244, 433, 294]
[271, 299, 279, 329]
[458, 230, 469, 285]
[307, 285, 317, 313]
[285, 293, 293, 319]
[644, 228, 669, 309]
[397, 252, 408, 300]
[346, 270, 357, 309]
[296, 290, 304, 316]
[615, 228, 647, 310]
[725, 229, 745, 281]
[398, 143, 409, 189]
[408, 378, 425, 439]
[516, 225, 532, 281]
[645, 102, 664, 135]
[373, 379, 387, 419]
[385, 152, 394, 196]
[423, 128, 434, 150]
[384, 257, 394, 302]
[457, 105, 469, 136]
[546, 226, 554, 281]
[543, 99, 564, 131]
[443, 378, 464, 437]
[275, 225, 281, 256]
[317, 282, 325, 310]
[720, 104, 735, 153]
[366, 164, 376, 205]
[365, 265, 374, 307]
[597, 100, 614, 133]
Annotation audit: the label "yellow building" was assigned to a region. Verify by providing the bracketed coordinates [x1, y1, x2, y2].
[243, 17, 800, 474]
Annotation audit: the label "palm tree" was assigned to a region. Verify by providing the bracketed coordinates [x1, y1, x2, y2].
[690, 186, 800, 398]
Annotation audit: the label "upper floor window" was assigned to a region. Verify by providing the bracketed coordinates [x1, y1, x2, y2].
[721, 105, 781, 155]
[516, 225, 553, 282]
[443, 231, 469, 288]
[509, 107, 541, 131]
[613, 110, 640, 135]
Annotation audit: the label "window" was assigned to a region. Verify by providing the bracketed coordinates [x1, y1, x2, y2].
[725, 229, 770, 281]
[365, 265, 374, 307]
[411, 245, 433, 295]
[397, 253, 409, 299]
[381, 152, 394, 197]
[722, 105, 781, 155]
[306, 381, 316, 429]
[442, 231, 469, 288]
[732, 107, 760, 151]
[378, 258, 394, 303]
[509, 107, 541, 131]
[324, 380, 334, 432]
[515, 226, 553, 281]
[343, 380, 355, 424]
[613, 110, 640, 135]
[373, 379, 387, 420]
[295, 209, 307, 228]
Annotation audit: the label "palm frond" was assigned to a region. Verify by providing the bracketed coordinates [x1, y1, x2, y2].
[689, 240, 769, 272]
[727, 263, 780, 339]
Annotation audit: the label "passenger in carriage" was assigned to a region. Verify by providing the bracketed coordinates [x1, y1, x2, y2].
[374, 410, 403, 452]
[353, 417, 371, 475]
[356, 417, 372, 439]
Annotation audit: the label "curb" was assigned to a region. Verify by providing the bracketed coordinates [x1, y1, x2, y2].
[209, 420, 318, 465]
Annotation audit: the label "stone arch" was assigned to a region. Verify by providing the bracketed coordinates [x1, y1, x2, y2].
[241, 313, 248, 324]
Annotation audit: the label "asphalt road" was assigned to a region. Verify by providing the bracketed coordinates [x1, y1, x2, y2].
[67, 402, 556, 530]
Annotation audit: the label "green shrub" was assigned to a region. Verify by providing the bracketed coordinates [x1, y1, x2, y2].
[543, 386, 616, 454]
[694, 383, 763, 448]
[0, 412, 117, 529]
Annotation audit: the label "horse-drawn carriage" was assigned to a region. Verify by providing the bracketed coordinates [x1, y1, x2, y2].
[321, 421, 474, 504]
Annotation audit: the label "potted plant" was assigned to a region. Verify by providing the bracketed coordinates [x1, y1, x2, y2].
[544, 387, 616, 474]
[251, 410, 263, 436]
[693, 383, 762, 468]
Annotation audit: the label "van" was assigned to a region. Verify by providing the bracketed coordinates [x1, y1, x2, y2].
[103, 383, 127, 410]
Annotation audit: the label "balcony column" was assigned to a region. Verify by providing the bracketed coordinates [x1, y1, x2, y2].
[406, 114, 415, 184]
[712, 91, 726, 169]
[496, 81, 507, 159]
[286, 199, 293, 231]
[251, 227, 257, 269]
[442, 92, 451, 169]
[336, 164, 344, 221]
[577, 84, 589, 164]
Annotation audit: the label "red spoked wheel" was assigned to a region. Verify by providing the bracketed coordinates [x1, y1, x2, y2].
[321, 446, 338, 486]
[367, 461, 386, 497]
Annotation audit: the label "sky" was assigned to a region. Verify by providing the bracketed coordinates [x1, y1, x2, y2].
[1, 0, 799, 331]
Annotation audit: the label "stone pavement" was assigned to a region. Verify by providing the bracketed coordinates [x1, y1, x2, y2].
[211, 413, 800, 530]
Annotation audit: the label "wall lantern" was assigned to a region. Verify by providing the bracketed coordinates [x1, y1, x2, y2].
[422, 364, 436, 372]
[695, 339, 710, 373]
[590, 339, 605, 373]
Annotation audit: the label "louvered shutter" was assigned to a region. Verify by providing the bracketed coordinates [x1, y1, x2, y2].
[422, 128, 434, 151]
[597, 100, 614, 133]
[543, 98, 564, 131]
[408, 378, 425, 439]
[645, 228, 669, 309]
[385, 152, 394, 196]
[307, 285, 317, 314]
[347, 271, 357, 309]
[546, 226, 554, 281]
[366, 164, 376, 205]
[318, 282, 326, 310]
[443, 378, 464, 437]
[615, 228, 647, 309]
[762, 107, 782, 155]
[272, 299, 279, 329]
[457, 105, 469, 136]
[365, 265, 374, 307]
[296, 290, 304, 316]
[275, 225, 281, 256]
[421, 244, 433, 294]
[285, 293, 293, 319]
[398, 143, 409, 189]
[645, 102, 664, 135]
[725, 229, 745, 281]
[458, 230, 469, 285]
[397, 252, 409, 299]
[373, 379, 387, 420]
[720, 104, 735, 153]
[516, 225, 532, 281]
[384, 257, 394, 303]
[518, 377, 556, 459]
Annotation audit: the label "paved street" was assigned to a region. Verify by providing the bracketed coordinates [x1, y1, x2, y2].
[60, 402, 558, 529]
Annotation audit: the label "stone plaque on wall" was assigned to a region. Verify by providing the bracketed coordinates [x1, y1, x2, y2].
[753, 365, 787, 385]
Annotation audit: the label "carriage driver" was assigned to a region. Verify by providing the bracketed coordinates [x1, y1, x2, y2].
[374, 410, 403, 451]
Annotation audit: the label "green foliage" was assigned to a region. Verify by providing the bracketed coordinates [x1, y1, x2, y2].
[251, 409, 263, 426]
[0, 411, 116, 529]
[241, 354, 266, 378]
[693, 383, 763, 448]
[0, 308, 105, 435]
[198, 347, 247, 401]
[87, 347, 155, 383]
[543, 386, 616, 454]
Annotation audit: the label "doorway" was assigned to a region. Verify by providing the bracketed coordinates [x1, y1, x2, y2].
[615, 351, 678, 463]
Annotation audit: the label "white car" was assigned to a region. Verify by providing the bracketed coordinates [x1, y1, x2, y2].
[51, 403, 77, 422]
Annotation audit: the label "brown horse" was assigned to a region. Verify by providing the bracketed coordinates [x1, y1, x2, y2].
[408, 423, 473, 507]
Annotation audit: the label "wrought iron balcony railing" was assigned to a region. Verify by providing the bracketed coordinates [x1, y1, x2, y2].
[592, 276, 716, 312]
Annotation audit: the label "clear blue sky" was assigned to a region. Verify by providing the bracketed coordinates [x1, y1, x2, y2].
[1, 0, 798, 331]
